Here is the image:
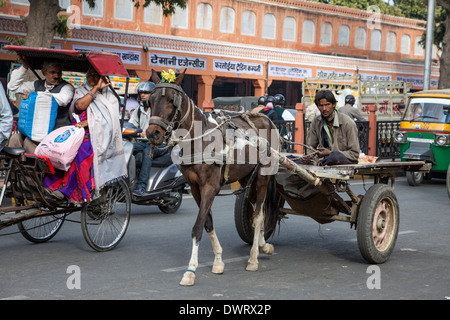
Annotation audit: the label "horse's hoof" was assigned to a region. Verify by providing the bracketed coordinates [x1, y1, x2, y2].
[212, 262, 224, 274]
[262, 243, 274, 255]
[246, 262, 258, 272]
[179, 272, 195, 286]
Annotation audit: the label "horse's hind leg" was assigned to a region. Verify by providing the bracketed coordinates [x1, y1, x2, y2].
[247, 178, 274, 272]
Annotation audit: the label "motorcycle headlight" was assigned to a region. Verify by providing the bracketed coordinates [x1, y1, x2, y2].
[393, 130, 407, 143]
[434, 134, 450, 146]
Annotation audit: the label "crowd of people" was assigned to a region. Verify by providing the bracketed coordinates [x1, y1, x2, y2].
[1, 56, 365, 204]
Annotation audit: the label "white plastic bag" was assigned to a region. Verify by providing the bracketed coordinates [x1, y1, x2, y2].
[35, 125, 84, 171]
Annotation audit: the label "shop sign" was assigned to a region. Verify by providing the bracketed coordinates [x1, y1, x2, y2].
[269, 65, 312, 79]
[72, 44, 141, 65]
[316, 69, 354, 78]
[213, 59, 263, 75]
[359, 73, 392, 81]
[395, 75, 438, 88]
[149, 53, 207, 70]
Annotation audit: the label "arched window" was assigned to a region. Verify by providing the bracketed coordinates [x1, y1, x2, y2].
[338, 25, 350, 46]
[283, 16, 296, 41]
[262, 13, 276, 39]
[401, 34, 411, 54]
[414, 36, 424, 56]
[241, 10, 256, 36]
[196, 3, 212, 30]
[220, 7, 235, 33]
[171, 4, 188, 28]
[320, 22, 332, 46]
[144, 2, 162, 25]
[302, 19, 315, 44]
[386, 31, 396, 52]
[371, 30, 381, 51]
[83, 0, 103, 17]
[355, 27, 366, 49]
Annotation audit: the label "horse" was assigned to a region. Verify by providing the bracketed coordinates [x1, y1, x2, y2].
[147, 69, 280, 286]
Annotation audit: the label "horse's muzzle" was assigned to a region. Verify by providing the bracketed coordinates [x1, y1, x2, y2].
[146, 124, 165, 145]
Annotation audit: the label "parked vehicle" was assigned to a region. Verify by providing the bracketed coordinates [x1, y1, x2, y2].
[393, 89, 450, 197]
[122, 123, 187, 213]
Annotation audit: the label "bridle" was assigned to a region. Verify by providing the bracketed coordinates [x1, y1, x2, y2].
[148, 82, 192, 144]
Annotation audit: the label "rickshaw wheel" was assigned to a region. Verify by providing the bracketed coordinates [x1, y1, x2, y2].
[17, 199, 65, 243]
[234, 186, 276, 244]
[446, 164, 450, 199]
[81, 178, 131, 252]
[406, 171, 423, 186]
[356, 184, 399, 264]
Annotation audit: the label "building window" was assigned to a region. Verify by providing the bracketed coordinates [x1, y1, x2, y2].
[83, 0, 103, 17]
[144, 2, 163, 25]
[371, 30, 381, 51]
[114, 0, 133, 21]
[414, 36, 424, 56]
[302, 19, 315, 44]
[59, 0, 70, 9]
[10, 0, 29, 5]
[386, 31, 396, 52]
[196, 3, 212, 30]
[220, 7, 235, 33]
[320, 22, 332, 46]
[262, 14, 276, 39]
[400, 34, 411, 54]
[172, 4, 188, 29]
[241, 10, 256, 36]
[355, 27, 366, 49]
[338, 25, 349, 46]
[283, 17, 296, 41]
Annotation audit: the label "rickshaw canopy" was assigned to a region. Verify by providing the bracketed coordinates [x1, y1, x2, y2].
[4, 45, 129, 78]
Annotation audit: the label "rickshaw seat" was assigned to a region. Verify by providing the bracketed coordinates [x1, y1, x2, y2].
[1, 146, 26, 157]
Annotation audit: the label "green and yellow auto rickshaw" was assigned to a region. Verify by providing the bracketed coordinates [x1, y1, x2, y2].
[394, 89, 450, 197]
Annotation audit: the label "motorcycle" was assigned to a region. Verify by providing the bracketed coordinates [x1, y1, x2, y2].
[122, 122, 187, 213]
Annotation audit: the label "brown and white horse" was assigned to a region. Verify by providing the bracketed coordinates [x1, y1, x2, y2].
[146, 69, 280, 286]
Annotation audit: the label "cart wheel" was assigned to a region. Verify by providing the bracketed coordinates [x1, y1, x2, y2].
[81, 178, 131, 252]
[406, 171, 423, 186]
[234, 187, 275, 245]
[357, 184, 399, 264]
[446, 164, 450, 199]
[158, 189, 183, 214]
[18, 214, 66, 243]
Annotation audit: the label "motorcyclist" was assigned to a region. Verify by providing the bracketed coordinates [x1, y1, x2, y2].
[259, 95, 278, 122]
[130, 81, 169, 196]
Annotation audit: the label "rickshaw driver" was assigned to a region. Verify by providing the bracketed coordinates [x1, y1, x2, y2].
[302, 90, 360, 165]
[7, 55, 74, 154]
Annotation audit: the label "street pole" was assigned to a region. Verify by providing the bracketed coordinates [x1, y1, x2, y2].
[423, 0, 436, 90]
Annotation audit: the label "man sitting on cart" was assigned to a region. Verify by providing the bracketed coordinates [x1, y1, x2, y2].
[302, 89, 359, 165]
[7, 55, 74, 154]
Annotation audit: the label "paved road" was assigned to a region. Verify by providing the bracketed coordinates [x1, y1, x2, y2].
[0, 177, 448, 302]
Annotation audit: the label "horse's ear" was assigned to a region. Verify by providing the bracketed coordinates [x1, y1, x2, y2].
[174, 68, 187, 85]
[150, 69, 161, 84]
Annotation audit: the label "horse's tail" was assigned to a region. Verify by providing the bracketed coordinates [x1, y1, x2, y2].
[264, 175, 282, 237]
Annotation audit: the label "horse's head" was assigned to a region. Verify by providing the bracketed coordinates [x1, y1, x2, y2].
[147, 68, 187, 146]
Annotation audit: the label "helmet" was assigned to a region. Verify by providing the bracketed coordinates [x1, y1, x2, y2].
[136, 81, 155, 97]
[257, 96, 267, 106]
[266, 95, 276, 104]
[274, 94, 285, 106]
[345, 95, 355, 106]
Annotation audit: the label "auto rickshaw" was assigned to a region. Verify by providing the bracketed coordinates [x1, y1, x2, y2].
[394, 89, 450, 197]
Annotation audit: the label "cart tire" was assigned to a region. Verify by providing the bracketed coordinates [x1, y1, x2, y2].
[406, 171, 423, 186]
[81, 178, 131, 252]
[357, 184, 399, 264]
[234, 188, 273, 245]
[18, 214, 66, 243]
[446, 164, 450, 199]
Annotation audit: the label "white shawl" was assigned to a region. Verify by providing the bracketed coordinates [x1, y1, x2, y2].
[76, 86, 127, 193]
